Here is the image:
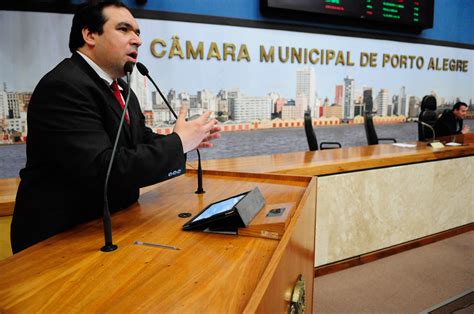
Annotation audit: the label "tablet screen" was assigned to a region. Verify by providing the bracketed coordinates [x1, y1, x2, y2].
[191, 194, 246, 223]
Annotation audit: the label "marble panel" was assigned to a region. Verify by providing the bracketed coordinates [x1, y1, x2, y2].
[315, 156, 473, 266]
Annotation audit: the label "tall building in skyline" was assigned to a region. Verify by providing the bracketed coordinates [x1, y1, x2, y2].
[198, 89, 217, 113]
[230, 94, 272, 122]
[353, 87, 364, 117]
[398, 86, 408, 116]
[0, 90, 7, 121]
[227, 89, 243, 100]
[0, 91, 21, 122]
[363, 87, 374, 114]
[335, 85, 343, 107]
[16, 92, 32, 112]
[268, 92, 284, 119]
[0, 88, 30, 133]
[130, 70, 149, 111]
[387, 104, 393, 116]
[282, 99, 297, 120]
[283, 94, 306, 120]
[375, 89, 390, 116]
[392, 94, 399, 116]
[296, 67, 316, 118]
[189, 94, 199, 109]
[216, 89, 229, 114]
[273, 98, 285, 119]
[343, 76, 355, 119]
[408, 96, 420, 118]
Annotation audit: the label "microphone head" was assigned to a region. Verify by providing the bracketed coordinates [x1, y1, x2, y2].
[136, 62, 149, 76]
[124, 61, 135, 74]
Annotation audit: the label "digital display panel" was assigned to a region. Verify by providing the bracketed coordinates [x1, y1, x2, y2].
[262, 0, 434, 30]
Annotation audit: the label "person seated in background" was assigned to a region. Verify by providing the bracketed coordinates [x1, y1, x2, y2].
[434, 102, 470, 137]
[11, 0, 221, 253]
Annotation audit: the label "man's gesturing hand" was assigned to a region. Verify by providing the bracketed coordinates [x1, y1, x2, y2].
[173, 105, 221, 153]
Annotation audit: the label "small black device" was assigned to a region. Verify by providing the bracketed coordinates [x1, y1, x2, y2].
[182, 187, 265, 232]
[266, 207, 286, 217]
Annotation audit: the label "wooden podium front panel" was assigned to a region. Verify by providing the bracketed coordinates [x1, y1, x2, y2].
[0, 173, 314, 313]
[245, 177, 316, 313]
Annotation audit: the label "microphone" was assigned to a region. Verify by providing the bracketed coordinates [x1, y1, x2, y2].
[101, 61, 135, 252]
[415, 120, 437, 143]
[136, 62, 205, 194]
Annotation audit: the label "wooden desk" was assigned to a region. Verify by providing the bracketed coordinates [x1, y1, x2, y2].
[192, 142, 474, 177]
[438, 133, 474, 145]
[0, 177, 19, 260]
[0, 173, 316, 313]
[461, 133, 474, 144]
[0, 177, 19, 217]
[189, 143, 474, 267]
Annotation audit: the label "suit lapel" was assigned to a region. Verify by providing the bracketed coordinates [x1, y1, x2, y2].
[71, 53, 132, 142]
[117, 78, 136, 143]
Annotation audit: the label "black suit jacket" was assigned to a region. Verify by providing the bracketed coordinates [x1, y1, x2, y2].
[11, 53, 186, 253]
[434, 110, 464, 138]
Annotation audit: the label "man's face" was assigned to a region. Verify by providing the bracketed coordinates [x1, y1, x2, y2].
[87, 6, 141, 78]
[453, 105, 468, 119]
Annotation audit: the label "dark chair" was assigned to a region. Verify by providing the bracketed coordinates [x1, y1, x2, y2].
[364, 112, 397, 145]
[433, 109, 453, 138]
[304, 112, 341, 151]
[418, 95, 437, 141]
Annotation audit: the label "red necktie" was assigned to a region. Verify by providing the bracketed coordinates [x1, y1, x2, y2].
[111, 81, 129, 124]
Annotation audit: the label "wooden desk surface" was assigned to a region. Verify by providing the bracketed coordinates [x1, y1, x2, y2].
[462, 133, 474, 143]
[0, 173, 315, 312]
[191, 142, 474, 176]
[0, 177, 19, 217]
[439, 133, 474, 144]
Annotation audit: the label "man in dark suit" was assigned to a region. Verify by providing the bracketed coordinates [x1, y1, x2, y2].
[434, 102, 470, 138]
[11, 1, 220, 253]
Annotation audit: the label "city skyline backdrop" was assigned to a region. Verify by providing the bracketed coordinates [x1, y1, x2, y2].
[1, 11, 473, 126]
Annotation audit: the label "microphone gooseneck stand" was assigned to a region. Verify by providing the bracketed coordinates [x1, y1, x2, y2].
[136, 62, 205, 194]
[416, 120, 437, 143]
[101, 61, 135, 252]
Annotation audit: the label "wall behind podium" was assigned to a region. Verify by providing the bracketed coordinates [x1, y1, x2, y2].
[0, 1, 473, 154]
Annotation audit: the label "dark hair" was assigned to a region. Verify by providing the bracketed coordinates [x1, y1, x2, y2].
[453, 102, 468, 111]
[69, 0, 130, 53]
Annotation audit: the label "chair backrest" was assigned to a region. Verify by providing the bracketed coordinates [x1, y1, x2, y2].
[364, 112, 378, 145]
[418, 95, 437, 140]
[303, 112, 318, 151]
[434, 109, 452, 138]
